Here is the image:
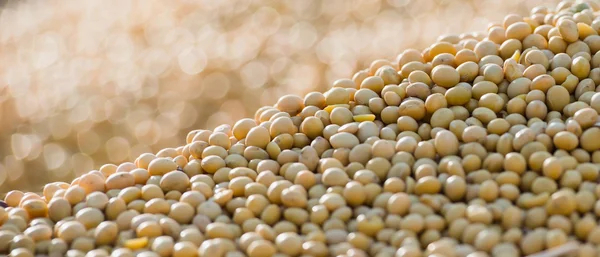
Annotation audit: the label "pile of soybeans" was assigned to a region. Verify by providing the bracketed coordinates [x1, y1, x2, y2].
[5, 0, 600, 256]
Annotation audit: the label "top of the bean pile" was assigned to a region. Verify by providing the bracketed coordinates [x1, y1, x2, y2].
[4, 0, 600, 257]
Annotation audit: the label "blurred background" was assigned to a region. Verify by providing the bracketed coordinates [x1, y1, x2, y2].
[0, 0, 560, 193]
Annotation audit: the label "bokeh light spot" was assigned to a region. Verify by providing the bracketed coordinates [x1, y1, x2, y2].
[43, 143, 66, 170]
[178, 46, 207, 75]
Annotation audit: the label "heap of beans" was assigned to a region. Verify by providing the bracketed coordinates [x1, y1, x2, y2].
[4, 0, 600, 256]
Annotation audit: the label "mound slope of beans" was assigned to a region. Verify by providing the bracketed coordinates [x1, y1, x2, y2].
[4, 1, 600, 257]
